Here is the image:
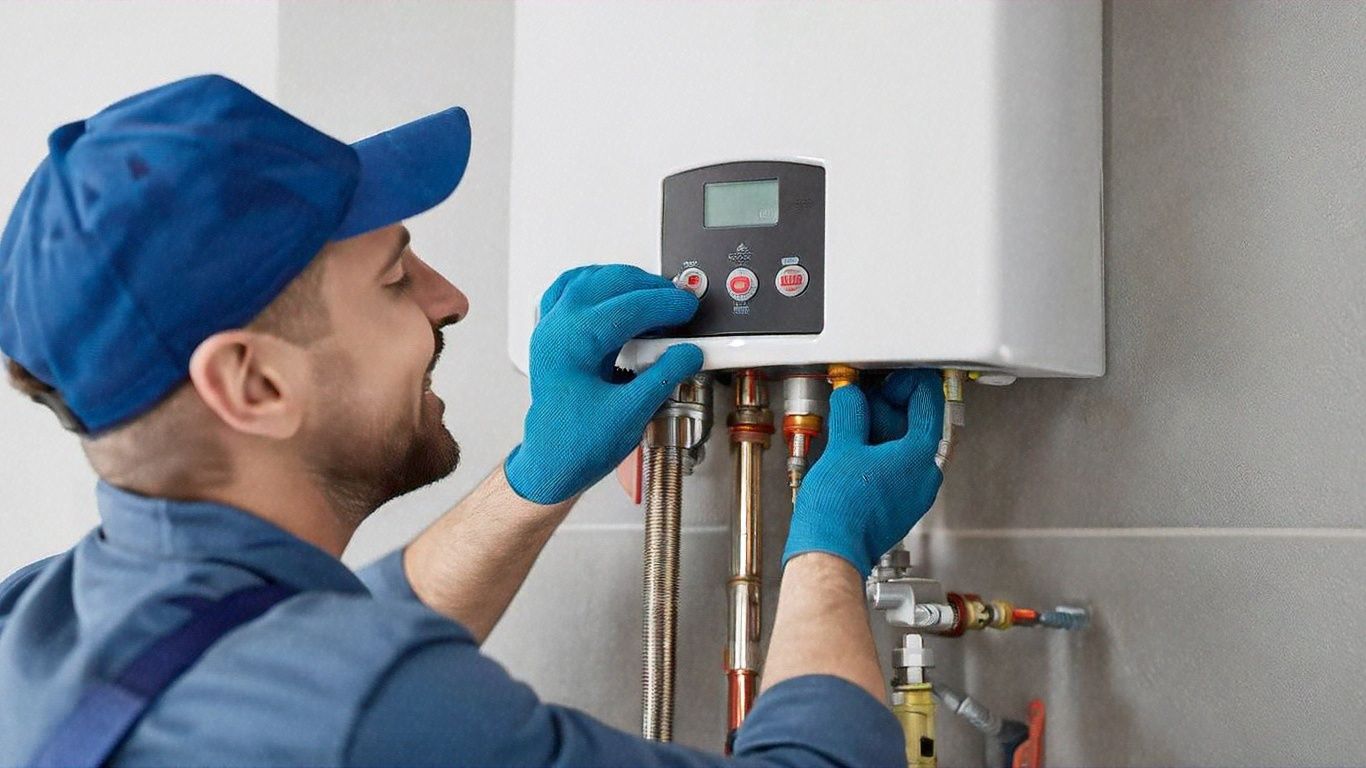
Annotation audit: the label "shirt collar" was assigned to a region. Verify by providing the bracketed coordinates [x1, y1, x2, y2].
[95, 480, 368, 595]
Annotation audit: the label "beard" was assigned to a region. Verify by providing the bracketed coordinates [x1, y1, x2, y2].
[307, 334, 460, 523]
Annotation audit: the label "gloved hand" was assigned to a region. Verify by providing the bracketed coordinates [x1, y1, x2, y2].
[505, 265, 704, 505]
[782, 369, 945, 573]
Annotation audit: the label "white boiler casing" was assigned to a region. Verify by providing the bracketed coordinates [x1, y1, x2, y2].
[507, 1, 1104, 379]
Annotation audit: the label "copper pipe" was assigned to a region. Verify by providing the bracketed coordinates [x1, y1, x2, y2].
[726, 670, 758, 753]
[725, 370, 772, 749]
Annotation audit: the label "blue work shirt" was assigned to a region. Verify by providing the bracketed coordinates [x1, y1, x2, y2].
[0, 482, 903, 766]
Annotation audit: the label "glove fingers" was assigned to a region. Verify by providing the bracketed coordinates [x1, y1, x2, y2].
[898, 369, 945, 450]
[622, 343, 704, 420]
[583, 286, 700, 352]
[867, 392, 907, 444]
[562, 264, 677, 308]
[826, 386, 871, 448]
[879, 369, 921, 408]
[538, 265, 600, 319]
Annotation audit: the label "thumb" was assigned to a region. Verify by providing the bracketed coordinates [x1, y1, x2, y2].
[826, 385, 871, 448]
[621, 343, 704, 420]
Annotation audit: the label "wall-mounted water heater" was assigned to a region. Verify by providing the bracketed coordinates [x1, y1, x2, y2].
[506, 3, 1104, 755]
[508, 0, 1104, 379]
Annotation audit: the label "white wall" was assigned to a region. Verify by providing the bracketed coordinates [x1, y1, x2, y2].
[0, 0, 280, 575]
[275, 0, 521, 568]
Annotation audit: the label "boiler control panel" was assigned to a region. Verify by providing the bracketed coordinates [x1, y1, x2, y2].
[661, 161, 825, 337]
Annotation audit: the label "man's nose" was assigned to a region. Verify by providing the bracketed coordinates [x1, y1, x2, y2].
[408, 254, 469, 325]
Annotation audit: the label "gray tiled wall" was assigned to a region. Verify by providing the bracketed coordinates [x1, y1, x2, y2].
[280, 2, 1366, 765]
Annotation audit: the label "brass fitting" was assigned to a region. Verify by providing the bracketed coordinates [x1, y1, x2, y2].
[780, 372, 829, 503]
[942, 368, 965, 404]
[935, 369, 966, 470]
[892, 683, 937, 768]
[826, 363, 858, 390]
[782, 413, 822, 502]
[960, 594, 991, 632]
[987, 600, 1016, 630]
[727, 370, 773, 446]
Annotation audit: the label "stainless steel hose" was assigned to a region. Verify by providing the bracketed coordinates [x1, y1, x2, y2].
[639, 373, 712, 742]
[641, 443, 684, 741]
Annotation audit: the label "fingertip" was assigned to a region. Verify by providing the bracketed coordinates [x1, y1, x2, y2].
[671, 342, 704, 371]
[903, 370, 945, 442]
[827, 385, 870, 445]
[880, 369, 918, 405]
[658, 340, 704, 377]
[624, 344, 703, 417]
[654, 285, 703, 322]
[831, 384, 866, 407]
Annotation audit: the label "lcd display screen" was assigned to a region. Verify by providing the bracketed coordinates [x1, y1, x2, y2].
[704, 179, 779, 228]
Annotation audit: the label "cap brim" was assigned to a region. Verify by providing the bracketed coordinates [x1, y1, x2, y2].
[332, 106, 471, 241]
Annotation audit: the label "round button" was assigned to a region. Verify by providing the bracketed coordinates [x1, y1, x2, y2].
[726, 267, 758, 302]
[673, 267, 708, 298]
[774, 265, 809, 298]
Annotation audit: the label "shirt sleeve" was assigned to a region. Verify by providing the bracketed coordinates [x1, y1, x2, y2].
[0, 554, 63, 635]
[344, 639, 906, 768]
[354, 549, 421, 604]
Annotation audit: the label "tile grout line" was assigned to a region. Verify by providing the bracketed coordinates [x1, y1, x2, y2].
[911, 527, 1366, 539]
[556, 525, 1366, 538]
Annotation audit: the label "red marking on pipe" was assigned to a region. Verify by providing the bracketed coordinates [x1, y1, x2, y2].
[1012, 608, 1040, 625]
[729, 423, 776, 436]
[944, 592, 968, 637]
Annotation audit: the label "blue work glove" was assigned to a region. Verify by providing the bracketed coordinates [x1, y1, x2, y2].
[505, 265, 704, 504]
[782, 369, 945, 573]
[863, 370, 927, 443]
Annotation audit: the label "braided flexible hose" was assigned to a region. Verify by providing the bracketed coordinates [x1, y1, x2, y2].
[641, 444, 683, 741]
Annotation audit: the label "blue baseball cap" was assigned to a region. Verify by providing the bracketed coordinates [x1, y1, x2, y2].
[0, 74, 471, 434]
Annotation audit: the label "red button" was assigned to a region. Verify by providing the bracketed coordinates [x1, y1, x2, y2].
[726, 267, 759, 301]
[774, 265, 809, 298]
[687, 274, 700, 287]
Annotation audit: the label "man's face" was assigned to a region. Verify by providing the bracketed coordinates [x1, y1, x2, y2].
[300, 224, 468, 519]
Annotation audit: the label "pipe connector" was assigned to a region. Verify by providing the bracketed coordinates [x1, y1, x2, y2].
[891, 633, 935, 686]
[1035, 605, 1091, 631]
[781, 374, 829, 502]
[933, 682, 1005, 737]
[940, 593, 1090, 633]
[868, 578, 954, 632]
[727, 370, 774, 447]
[826, 363, 858, 390]
[935, 368, 966, 470]
[892, 635, 938, 766]
[646, 373, 713, 471]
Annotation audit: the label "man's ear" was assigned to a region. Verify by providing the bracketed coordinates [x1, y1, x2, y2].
[188, 331, 306, 440]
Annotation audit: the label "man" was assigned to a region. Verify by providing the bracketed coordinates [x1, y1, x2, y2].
[0, 75, 945, 766]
